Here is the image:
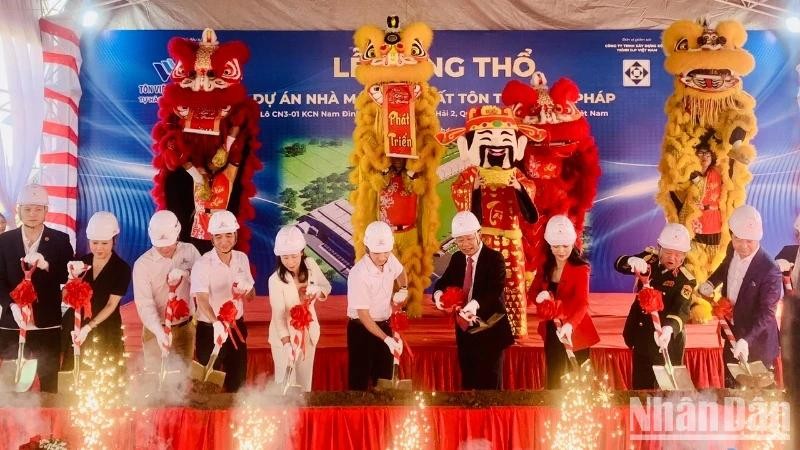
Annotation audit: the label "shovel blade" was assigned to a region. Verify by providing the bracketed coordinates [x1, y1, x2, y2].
[376, 377, 412, 391]
[653, 364, 694, 391]
[727, 362, 775, 388]
[15, 360, 37, 392]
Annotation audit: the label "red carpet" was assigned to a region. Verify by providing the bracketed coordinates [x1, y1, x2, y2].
[119, 293, 783, 390]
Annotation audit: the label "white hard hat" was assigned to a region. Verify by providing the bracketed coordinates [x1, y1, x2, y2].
[363, 221, 394, 253]
[544, 215, 577, 246]
[793, 213, 800, 232]
[657, 223, 691, 252]
[451, 211, 481, 237]
[273, 226, 306, 256]
[207, 210, 240, 235]
[729, 205, 763, 241]
[86, 211, 120, 241]
[148, 210, 181, 247]
[18, 184, 49, 207]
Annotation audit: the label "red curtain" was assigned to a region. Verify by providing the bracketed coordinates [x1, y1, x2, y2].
[1, 405, 786, 450]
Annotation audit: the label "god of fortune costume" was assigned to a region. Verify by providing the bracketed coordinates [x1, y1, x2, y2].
[501, 72, 601, 296]
[656, 19, 757, 321]
[438, 106, 546, 336]
[348, 17, 444, 316]
[151, 28, 262, 253]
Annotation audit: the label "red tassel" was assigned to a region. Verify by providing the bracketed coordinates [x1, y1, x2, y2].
[390, 310, 409, 333]
[536, 299, 560, 320]
[638, 287, 664, 313]
[289, 303, 313, 330]
[217, 300, 245, 350]
[63, 278, 94, 319]
[440, 286, 465, 309]
[10, 279, 37, 308]
[166, 298, 190, 322]
[712, 297, 733, 321]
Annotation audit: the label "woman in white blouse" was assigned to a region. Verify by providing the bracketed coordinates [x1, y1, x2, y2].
[268, 226, 331, 392]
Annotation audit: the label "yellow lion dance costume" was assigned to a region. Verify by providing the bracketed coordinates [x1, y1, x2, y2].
[657, 19, 757, 322]
[349, 17, 443, 316]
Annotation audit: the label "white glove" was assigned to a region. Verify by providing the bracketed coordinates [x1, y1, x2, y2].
[627, 256, 648, 274]
[535, 291, 552, 304]
[383, 336, 402, 355]
[67, 260, 88, 279]
[186, 166, 205, 184]
[392, 288, 408, 305]
[24, 252, 49, 271]
[167, 268, 188, 284]
[698, 281, 715, 298]
[655, 325, 673, 349]
[733, 338, 749, 361]
[461, 299, 480, 316]
[556, 322, 573, 344]
[71, 324, 92, 346]
[9, 304, 33, 330]
[155, 328, 172, 354]
[233, 278, 253, 295]
[777, 259, 794, 273]
[212, 321, 229, 345]
[305, 283, 324, 299]
[432, 290, 444, 310]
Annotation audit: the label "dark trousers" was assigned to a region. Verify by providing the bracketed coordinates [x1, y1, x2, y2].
[347, 319, 393, 391]
[0, 327, 61, 393]
[544, 321, 590, 389]
[456, 332, 505, 390]
[631, 340, 685, 390]
[195, 319, 248, 393]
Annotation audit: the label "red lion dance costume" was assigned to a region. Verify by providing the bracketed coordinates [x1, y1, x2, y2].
[438, 106, 546, 337]
[152, 28, 261, 252]
[501, 72, 601, 297]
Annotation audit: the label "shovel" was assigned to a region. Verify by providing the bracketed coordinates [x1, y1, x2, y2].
[280, 339, 303, 395]
[376, 335, 411, 391]
[649, 312, 694, 390]
[555, 319, 592, 382]
[0, 327, 37, 393]
[718, 319, 774, 388]
[58, 309, 94, 391]
[467, 313, 505, 335]
[190, 342, 226, 388]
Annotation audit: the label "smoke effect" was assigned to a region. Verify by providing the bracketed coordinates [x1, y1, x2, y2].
[0, 390, 46, 449]
[230, 384, 304, 450]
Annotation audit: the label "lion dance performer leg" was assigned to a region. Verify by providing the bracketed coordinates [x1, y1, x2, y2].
[437, 106, 546, 337]
[152, 28, 262, 253]
[657, 19, 757, 321]
[501, 72, 601, 297]
[349, 17, 444, 316]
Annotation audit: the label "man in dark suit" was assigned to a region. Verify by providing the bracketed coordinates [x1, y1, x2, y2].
[0, 184, 73, 392]
[699, 205, 782, 388]
[432, 211, 514, 390]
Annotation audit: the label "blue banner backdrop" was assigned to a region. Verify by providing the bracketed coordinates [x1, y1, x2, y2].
[76, 29, 800, 299]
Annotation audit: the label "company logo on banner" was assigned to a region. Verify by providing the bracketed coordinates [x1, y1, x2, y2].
[77, 30, 800, 296]
[623, 59, 651, 86]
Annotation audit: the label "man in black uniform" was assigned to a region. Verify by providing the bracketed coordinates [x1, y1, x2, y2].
[615, 223, 696, 390]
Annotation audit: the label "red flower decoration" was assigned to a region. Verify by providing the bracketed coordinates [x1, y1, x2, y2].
[63, 278, 93, 319]
[217, 300, 239, 324]
[166, 298, 190, 322]
[536, 299, 559, 320]
[289, 303, 313, 330]
[712, 297, 733, 321]
[10, 279, 36, 308]
[440, 287, 465, 310]
[390, 310, 409, 333]
[638, 287, 664, 313]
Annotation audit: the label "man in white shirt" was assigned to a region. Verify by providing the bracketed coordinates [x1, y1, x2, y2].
[190, 210, 254, 392]
[700, 205, 782, 387]
[133, 210, 201, 373]
[347, 221, 408, 391]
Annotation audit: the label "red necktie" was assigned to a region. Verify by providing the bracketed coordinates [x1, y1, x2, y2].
[462, 255, 474, 301]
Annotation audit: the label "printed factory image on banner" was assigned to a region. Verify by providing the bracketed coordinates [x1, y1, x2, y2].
[76, 29, 800, 296]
